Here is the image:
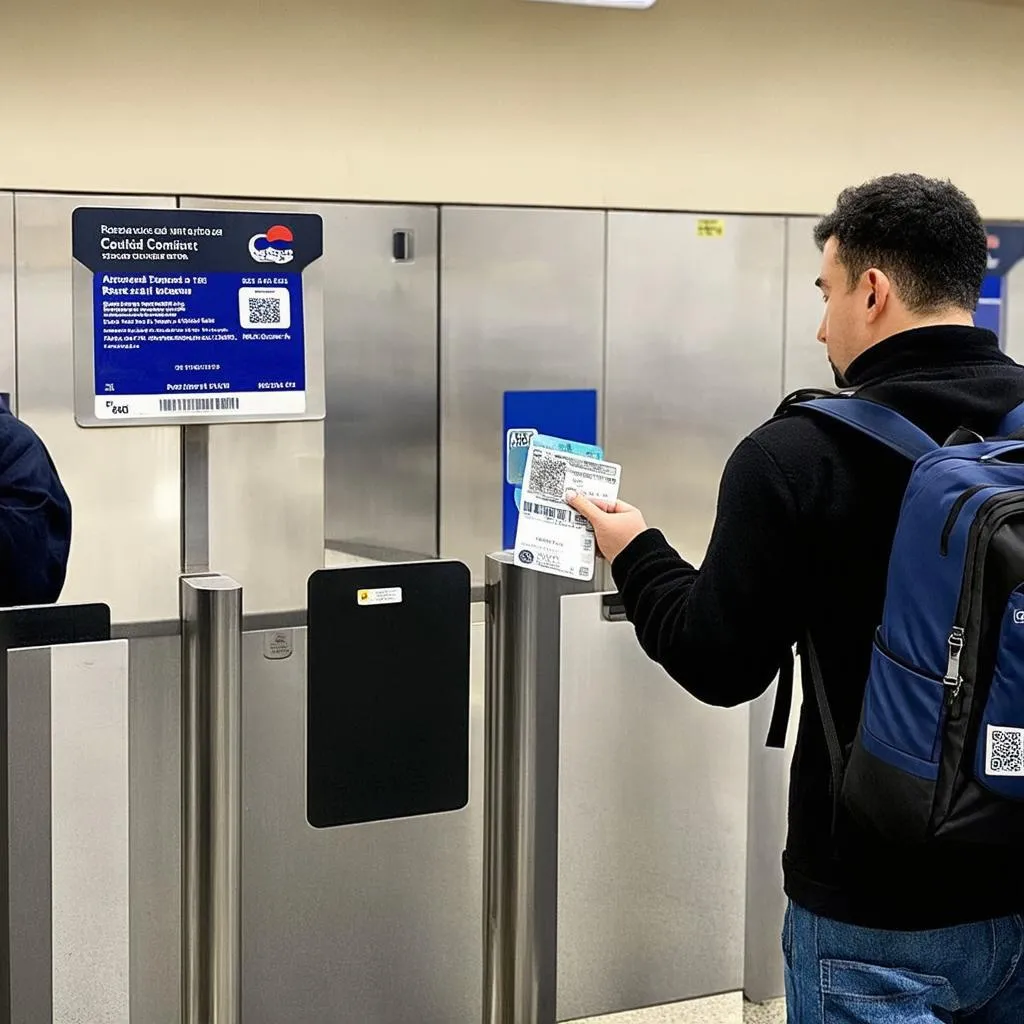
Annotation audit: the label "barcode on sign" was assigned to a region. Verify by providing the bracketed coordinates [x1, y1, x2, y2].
[247, 296, 283, 325]
[526, 453, 568, 500]
[986, 725, 1024, 776]
[159, 397, 240, 413]
[523, 500, 571, 522]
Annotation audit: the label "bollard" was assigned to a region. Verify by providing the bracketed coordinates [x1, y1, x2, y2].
[483, 552, 593, 1024]
[180, 574, 243, 1024]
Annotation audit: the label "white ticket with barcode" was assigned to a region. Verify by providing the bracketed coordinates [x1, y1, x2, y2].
[513, 444, 621, 581]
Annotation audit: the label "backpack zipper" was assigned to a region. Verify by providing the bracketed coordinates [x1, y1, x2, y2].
[947, 491, 1024, 719]
[944, 627, 964, 711]
[940, 485, 989, 556]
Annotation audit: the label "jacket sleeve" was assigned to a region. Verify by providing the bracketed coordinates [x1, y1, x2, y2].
[610, 435, 803, 707]
[0, 416, 72, 607]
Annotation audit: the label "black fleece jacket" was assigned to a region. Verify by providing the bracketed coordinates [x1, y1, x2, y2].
[611, 325, 1024, 930]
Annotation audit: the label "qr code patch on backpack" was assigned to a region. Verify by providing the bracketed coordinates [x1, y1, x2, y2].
[986, 725, 1024, 776]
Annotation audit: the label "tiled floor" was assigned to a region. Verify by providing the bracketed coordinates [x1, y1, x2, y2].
[573, 994, 786, 1024]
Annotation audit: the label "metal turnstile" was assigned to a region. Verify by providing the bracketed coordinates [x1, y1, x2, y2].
[181, 574, 243, 1024]
[482, 553, 593, 1024]
[1, 575, 245, 1024]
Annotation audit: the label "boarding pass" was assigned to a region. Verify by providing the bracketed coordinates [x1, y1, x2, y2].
[513, 443, 621, 581]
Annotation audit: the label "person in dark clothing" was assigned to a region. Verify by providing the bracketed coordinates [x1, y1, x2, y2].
[0, 406, 71, 606]
[568, 174, 1024, 1022]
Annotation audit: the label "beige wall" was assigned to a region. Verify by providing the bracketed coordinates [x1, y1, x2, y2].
[2, 0, 1022, 217]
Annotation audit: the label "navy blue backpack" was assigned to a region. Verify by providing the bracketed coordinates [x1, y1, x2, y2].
[767, 393, 1024, 845]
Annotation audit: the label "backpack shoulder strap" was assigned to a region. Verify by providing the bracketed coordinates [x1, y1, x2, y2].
[765, 645, 794, 749]
[765, 634, 845, 836]
[793, 396, 938, 461]
[766, 395, 937, 757]
[996, 399, 1024, 439]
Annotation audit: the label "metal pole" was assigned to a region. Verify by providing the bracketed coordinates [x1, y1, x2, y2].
[181, 574, 242, 1024]
[483, 552, 593, 1024]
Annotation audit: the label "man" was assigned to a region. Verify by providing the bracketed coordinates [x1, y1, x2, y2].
[0, 403, 70, 606]
[568, 174, 1024, 1022]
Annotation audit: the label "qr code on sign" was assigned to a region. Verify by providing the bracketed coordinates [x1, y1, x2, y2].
[526, 451, 568, 501]
[238, 286, 291, 330]
[247, 297, 282, 325]
[986, 725, 1024, 776]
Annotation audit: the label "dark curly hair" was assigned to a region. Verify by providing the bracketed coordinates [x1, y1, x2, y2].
[814, 173, 988, 314]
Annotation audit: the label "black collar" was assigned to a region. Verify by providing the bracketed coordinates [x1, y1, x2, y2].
[843, 325, 1009, 388]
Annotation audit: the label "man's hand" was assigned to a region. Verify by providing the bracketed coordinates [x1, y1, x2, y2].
[565, 491, 648, 564]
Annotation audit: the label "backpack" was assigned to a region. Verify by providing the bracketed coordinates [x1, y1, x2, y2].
[765, 392, 1024, 845]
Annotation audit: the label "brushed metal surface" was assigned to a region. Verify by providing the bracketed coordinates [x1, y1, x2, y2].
[240, 624, 485, 1024]
[319, 203, 439, 561]
[601, 211, 788, 1014]
[182, 425, 210, 574]
[14, 192, 181, 623]
[440, 206, 605, 583]
[0, 193, 14, 410]
[181, 575, 242, 1024]
[50, 640, 130, 1024]
[557, 594, 749, 1020]
[784, 216, 837, 393]
[7, 641, 131, 1024]
[483, 553, 593, 1024]
[6, 646, 53, 1024]
[604, 212, 787, 562]
[128, 634, 182, 1024]
[1003, 249, 1024, 362]
[179, 197, 325, 616]
[743, 675, 800, 1004]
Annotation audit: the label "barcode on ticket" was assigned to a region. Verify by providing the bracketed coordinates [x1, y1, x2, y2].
[523, 500, 571, 522]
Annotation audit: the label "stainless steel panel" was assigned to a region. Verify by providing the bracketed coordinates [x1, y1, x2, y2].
[179, 197, 324, 615]
[1003, 253, 1024, 362]
[557, 594, 749, 1020]
[181, 575, 242, 1024]
[182, 424, 210, 574]
[484, 554, 593, 1024]
[321, 204, 439, 561]
[240, 623, 484, 1024]
[0, 193, 14, 409]
[14, 193, 181, 624]
[50, 640, 130, 1024]
[744, 672, 801, 1004]
[602, 212, 789, 1014]
[784, 216, 836, 393]
[8, 641, 131, 1024]
[604, 212, 786, 561]
[128, 634, 182, 1024]
[440, 207, 605, 583]
[7, 646, 53, 1024]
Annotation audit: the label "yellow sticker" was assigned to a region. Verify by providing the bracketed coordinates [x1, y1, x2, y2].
[357, 587, 403, 607]
[697, 218, 725, 238]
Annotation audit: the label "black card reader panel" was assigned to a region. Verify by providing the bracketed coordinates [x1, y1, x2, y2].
[306, 561, 471, 828]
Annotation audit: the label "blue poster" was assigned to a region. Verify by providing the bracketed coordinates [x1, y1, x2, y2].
[501, 389, 598, 550]
[71, 207, 323, 425]
[981, 224, 1024, 345]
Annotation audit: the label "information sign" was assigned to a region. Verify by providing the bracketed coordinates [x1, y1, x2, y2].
[71, 207, 325, 426]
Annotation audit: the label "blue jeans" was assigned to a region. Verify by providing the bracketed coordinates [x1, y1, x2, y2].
[782, 901, 1024, 1022]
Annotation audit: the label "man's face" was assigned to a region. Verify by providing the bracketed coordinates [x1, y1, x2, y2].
[815, 237, 873, 383]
